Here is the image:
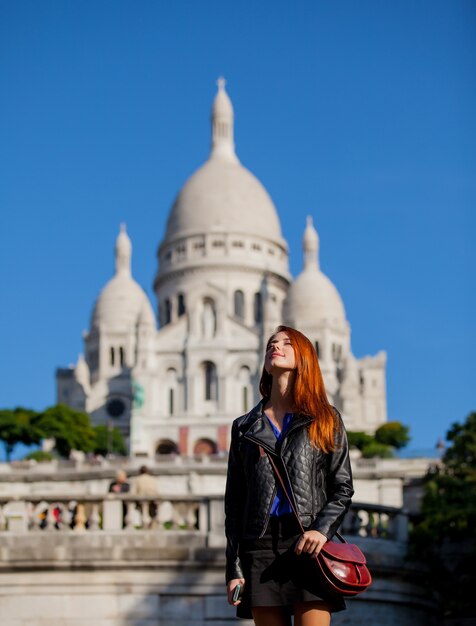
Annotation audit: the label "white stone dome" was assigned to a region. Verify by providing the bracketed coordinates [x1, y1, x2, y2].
[163, 79, 283, 244]
[91, 225, 156, 330]
[285, 217, 346, 328]
[165, 158, 283, 242]
[92, 275, 155, 330]
[286, 268, 346, 327]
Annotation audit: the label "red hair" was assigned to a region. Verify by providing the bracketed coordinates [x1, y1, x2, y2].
[259, 325, 340, 452]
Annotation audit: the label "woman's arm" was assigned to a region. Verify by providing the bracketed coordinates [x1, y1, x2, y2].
[310, 411, 354, 539]
[224, 420, 246, 583]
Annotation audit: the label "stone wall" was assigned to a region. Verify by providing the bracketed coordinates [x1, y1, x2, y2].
[0, 456, 441, 624]
[0, 532, 440, 625]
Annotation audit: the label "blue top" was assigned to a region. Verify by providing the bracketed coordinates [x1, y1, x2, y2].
[265, 412, 294, 517]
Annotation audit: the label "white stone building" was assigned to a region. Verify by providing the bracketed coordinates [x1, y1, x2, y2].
[56, 80, 387, 457]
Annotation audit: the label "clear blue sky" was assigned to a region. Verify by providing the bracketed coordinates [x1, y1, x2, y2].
[0, 1, 475, 458]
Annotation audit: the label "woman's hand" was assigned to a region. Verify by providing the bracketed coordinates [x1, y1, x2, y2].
[294, 530, 327, 556]
[227, 578, 245, 605]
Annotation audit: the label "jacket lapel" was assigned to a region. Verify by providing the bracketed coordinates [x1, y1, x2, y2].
[242, 404, 278, 455]
[241, 402, 313, 456]
[282, 413, 314, 442]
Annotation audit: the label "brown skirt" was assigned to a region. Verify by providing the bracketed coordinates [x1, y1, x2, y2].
[237, 514, 346, 620]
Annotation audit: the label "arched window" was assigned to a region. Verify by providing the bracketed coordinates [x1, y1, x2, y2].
[239, 366, 252, 412]
[193, 438, 218, 455]
[254, 292, 263, 324]
[177, 293, 186, 317]
[166, 368, 178, 415]
[202, 361, 218, 401]
[156, 439, 179, 455]
[234, 290, 245, 320]
[315, 341, 320, 358]
[359, 372, 365, 393]
[164, 299, 172, 325]
[110, 347, 115, 366]
[119, 346, 125, 367]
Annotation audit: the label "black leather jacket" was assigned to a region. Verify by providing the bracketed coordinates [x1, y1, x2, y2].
[224, 401, 354, 583]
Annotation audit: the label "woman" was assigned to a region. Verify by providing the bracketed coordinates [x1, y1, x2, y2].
[225, 326, 354, 626]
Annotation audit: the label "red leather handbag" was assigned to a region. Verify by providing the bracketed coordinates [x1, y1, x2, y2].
[265, 450, 372, 597]
[314, 530, 372, 596]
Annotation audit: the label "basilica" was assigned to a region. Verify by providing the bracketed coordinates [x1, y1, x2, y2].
[56, 80, 387, 457]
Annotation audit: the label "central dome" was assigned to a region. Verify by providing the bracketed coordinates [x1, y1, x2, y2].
[163, 79, 283, 245]
[165, 158, 283, 242]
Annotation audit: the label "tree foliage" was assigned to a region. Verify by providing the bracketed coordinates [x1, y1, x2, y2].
[375, 421, 410, 449]
[31, 404, 96, 458]
[361, 441, 394, 459]
[92, 424, 127, 456]
[410, 412, 476, 618]
[0, 404, 126, 461]
[347, 431, 373, 451]
[0, 407, 42, 460]
[414, 412, 476, 545]
[347, 421, 409, 458]
[24, 450, 55, 462]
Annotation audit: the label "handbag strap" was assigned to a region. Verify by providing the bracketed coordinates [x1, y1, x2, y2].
[261, 445, 347, 544]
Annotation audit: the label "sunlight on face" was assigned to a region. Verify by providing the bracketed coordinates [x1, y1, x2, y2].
[265, 331, 296, 373]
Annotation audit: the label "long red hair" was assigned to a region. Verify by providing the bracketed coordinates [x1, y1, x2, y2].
[259, 325, 339, 452]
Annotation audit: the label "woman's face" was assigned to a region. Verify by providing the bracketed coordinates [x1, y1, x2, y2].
[264, 331, 296, 374]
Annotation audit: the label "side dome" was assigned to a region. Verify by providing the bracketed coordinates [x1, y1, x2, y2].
[286, 270, 346, 328]
[163, 78, 283, 245]
[92, 276, 155, 330]
[284, 217, 347, 328]
[91, 225, 156, 331]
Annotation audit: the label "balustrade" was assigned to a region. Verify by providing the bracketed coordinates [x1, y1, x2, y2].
[0, 496, 408, 543]
[0, 494, 218, 534]
[342, 501, 409, 543]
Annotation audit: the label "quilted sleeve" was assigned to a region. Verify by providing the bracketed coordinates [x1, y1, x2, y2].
[224, 419, 246, 583]
[310, 411, 354, 539]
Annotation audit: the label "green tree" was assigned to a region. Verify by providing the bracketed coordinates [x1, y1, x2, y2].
[375, 421, 410, 449]
[93, 424, 127, 456]
[32, 404, 96, 458]
[410, 412, 476, 618]
[347, 430, 394, 458]
[347, 431, 374, 451]
[413, 412, 476, 545]
[24, 450, 55, 462]
[361, 441, 394, 459]
[0, 407, 41, 460]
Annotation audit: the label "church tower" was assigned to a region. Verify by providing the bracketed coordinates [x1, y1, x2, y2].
[57, 225, 156, 440]
[142, 78, 291, 457]
[284, 217, 387, 431]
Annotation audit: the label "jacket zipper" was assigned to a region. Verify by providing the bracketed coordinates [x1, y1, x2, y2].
[242, 432, 278, 538]
[259, 485, 277, 538]
[280, 456, 300, 517]
[243, 423, 308, 537]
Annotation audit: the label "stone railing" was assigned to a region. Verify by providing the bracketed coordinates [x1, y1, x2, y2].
[0, 494, 224, 535]
[341, 501, 409, 543]
[0, 495, 409, 543]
